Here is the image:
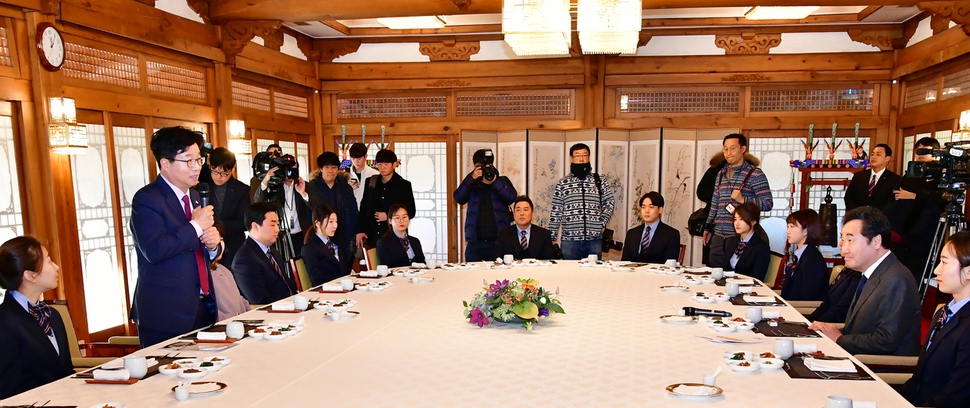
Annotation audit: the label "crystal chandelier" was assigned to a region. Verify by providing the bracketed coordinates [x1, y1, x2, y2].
[502, 0, 572, 56]
[577, 0, 642, 54]
[48, 97, 87, 155]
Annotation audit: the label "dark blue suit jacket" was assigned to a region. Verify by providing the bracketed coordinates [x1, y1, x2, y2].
[621, 222, 681, 264]
[232, 237, 296, 305]
[302, 234, 353, 286]
[724, 234, 770, 281]
[780, 245, 828, 301]
[130, 177, 219, 335]
[376, 233, 425, 268]
[0, 295, 74, 399]
[900, 303, 970, 408]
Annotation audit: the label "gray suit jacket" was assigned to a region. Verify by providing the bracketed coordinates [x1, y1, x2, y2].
[837, 252, 921, 356]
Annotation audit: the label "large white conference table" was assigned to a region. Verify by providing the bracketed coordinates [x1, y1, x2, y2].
[4, 261, 915, 407]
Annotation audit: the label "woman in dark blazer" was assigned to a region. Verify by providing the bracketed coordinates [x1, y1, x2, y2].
[724, 202, 770, 281]
[377, 203, 426, 268]
[303, 204, 353, 286]
[0, 236, 74, 399]
[780, 209, 828, 301]
[900, 231, 970, 408]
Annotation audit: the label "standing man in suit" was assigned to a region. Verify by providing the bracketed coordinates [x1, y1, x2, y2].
[356, 149, 416, 248]
[844, 143, 900, 212]
[232, 202, 297, 305]
[130, 127, 223, 347]
[496, 196, 555, 260]
[454, 149, 518, 262]
[809, 206, 921, 356]
[622, 191, 681, 264]
[207, 147, 250, 267]
[306, 152, 358, 252]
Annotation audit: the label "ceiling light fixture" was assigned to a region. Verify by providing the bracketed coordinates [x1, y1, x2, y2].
[744, 6, 820, 20]
[578, 0, 643, 54]
[502, 0, 571, 56]
[376, 15, 447, 30]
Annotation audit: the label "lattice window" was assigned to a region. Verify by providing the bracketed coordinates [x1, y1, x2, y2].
[750, 88, 873, 112]
[146, 61, 205, 100]
[943, 67, 970, 101]
[64, 43, 139, 89]
[0, 116, 23, 244]
[905, 77, 938, 108]
[619, 90, 739, 113]
[274, 91, 309, 118]
[232, 81, 271, 112]
[0, 27, 11, 67]
[456, 92, 571, 116]
[337, 96, 446, 119]
[112, 126, 149, 302]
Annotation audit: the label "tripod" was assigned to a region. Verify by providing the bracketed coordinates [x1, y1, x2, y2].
[919, 187, 969, 304]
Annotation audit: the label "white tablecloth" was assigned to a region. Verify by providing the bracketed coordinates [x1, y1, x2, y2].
[2, 262, 914, 407]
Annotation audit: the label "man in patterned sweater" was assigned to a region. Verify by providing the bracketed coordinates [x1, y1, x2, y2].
[702, 133, 773, 268]
[548, 143, 616, 260]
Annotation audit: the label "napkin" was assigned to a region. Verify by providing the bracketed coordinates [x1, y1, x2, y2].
[271, 303, 295, 311]
[739, 286, 755, 294]
[763, 311, 781, 319]
[359, 271, 378, 278]
[411, 262, 427, 269]
[321, 283, 344, 292]
[197, 331, 227, 341]
[101, 358, 124, 369]
[93, 368, 130, 381]
[794, 343, 818, 353]
[743, 295, 776, 303]
[672, 384, 715, 396]
[728, 278, 755, 285]
[804, 357, 856, 373]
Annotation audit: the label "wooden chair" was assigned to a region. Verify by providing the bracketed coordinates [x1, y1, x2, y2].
[678, 244, 686, 264]
[763, 251, 784, 289]
[789, 265, 845, 317]
[851, 303, 943, 382]
[291, 257, 311, 292]
[47, 301, 124, 369]
[364, 245, 379, 270]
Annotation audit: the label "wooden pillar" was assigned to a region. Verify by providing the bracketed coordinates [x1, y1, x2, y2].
[212, 63, 233, 149]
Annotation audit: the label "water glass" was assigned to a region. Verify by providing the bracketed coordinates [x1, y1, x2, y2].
[825, 396, 853, 408]
[702, 374, 716, 386]
[665, 259, 677, 267]
[774, 339, 794, 360]
[124, 355, 148, 379]
[174, 384, 190, 401]
[746, 306, 763, 323]
[330, 310, 342, 322]
[725, 282, 740, 297]
[504, 254, 514, 265]
[226, 322, 244, 339]
[587, 254, 598, 263]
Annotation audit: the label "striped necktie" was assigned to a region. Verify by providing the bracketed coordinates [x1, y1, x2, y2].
[400, 237, 410, 252]
[520, 230, 528, 251]
[868, 174, 876, 197]
[28, 301, 54, 337]
[640, 225, 651, 253]
[734, 241, 746, 257]
[927, 305, 954, 350]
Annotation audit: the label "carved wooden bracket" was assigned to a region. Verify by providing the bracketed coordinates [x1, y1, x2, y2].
[638, 33, 653, 48]
[714, 33, 781, 54]
[931, 14, 952, 34]
[259, 29, 284, 51]
[220, 21, 282, 63]
[314, 39, 362, 62]
[187, 0, 211, 24]
[918, 1, 970, 25]
[452, 0, 472, 10]
[847, 27, 908, 51]
[419, 40, 480, 61]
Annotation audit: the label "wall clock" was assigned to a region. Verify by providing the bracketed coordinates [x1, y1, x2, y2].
[36, 22, 65, 71]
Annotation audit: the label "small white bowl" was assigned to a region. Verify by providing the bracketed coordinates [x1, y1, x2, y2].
[707, 319, 727, 328]
[198, 361, 223, 373]
[263, 332, 287, 341]
[696, 296, 716, 304]
[204, 356, 231, 366]
[727, 361, 760, 373]
[177, 368, 207, 380]
[354, 283, 370, 291]
[700, 277, 716, 285]
[172, 358, 200, 368]
[759, 358, 784, 370]
[756, 352, 779, 360]
[158, 363, 182, 376]
[714, 294, 731, 302]
[736, 322, 755, 331]
[713, 324, 737, 333]
[88, 403, 125, 408]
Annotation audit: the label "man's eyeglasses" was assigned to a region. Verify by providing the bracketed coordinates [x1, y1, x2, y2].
[392, 215, 410, 222]
[572, 153, 590, 159]
[172, 157, 206, 168]
[210, 168, 231, 177]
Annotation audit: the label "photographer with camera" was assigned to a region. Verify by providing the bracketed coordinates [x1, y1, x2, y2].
[886, 137, 947, 279]
[548, 143, 616, 260]
[251, 146, 312, 255]
[454, 149, 517, 262]
[356, 149, 415, 248]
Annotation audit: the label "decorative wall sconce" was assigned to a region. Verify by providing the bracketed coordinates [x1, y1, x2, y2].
[227, 119, 251, 155]
[48, 96, 87, 154]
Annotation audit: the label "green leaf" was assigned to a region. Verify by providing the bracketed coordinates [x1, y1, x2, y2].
[462, 301, 468, 307]
[512, 301, 539, 319]
[545, 302, 565, 314]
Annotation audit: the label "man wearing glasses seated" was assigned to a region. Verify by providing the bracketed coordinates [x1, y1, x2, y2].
[622, 191, 680, 264]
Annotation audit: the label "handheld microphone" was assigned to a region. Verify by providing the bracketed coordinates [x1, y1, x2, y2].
[198, 182, 209, 207]
[682, 307, 733, 317]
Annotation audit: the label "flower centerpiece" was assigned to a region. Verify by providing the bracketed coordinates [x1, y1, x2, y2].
[463, 279, 564, 330]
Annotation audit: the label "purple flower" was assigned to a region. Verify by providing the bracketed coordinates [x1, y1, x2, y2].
[487, 279, 509, 296]
[469, 309, 489, 328]
[538, 308, 549, 317]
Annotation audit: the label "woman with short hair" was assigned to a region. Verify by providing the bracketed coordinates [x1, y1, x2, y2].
[780, 209, 828, 300]
[724, 202, 770, 281]
[376, 204, 426, 268]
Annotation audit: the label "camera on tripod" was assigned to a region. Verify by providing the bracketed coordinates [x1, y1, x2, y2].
[480, 150, 497, 182]
[253, 151, 299, 194]
[905, 142, 970, 191]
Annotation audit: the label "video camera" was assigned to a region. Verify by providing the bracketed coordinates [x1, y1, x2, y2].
[905, 141, 970, 191]
[253, 151, 299, 194]
[602, 228, 623, 253]
[480, 150, 497, 182]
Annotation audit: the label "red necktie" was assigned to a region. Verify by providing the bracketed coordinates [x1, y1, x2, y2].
[868, 174, 876, 197]
[182, 195, 210, 295]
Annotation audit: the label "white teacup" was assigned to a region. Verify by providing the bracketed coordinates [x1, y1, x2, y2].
[377, 265, 389, 277]
[665, 259, 678, 268]
[293, 295, 309, 311]
[774, 338, 794, 360]
[702, 374, 716, 386]
[175, 384, 190, 401]
[746, 306, 763, 324]
[503, 254, 514, 265]
[725, 282, 740, 297]
[124, 355, 148, 379]
[587, 254, 598, 263]
[427, 259, 437, 269]
[226, 321, 245, 339]
[330, 310, 342, 321]
[340, 278, 354, 291]
[711, 267, 724, 280]
[825, 396, 853, 408]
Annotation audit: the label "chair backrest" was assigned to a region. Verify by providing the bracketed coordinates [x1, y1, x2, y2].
[365, 245, 379, 270]
[764, 251, 785, 288]
[292, 257, 311, 291]
[47, 301, 82, 359]
[678, 244, 686, 264]
[829, 265, 844, 285]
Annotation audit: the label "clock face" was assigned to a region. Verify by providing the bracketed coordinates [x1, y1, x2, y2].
[37, 24, 65, 71]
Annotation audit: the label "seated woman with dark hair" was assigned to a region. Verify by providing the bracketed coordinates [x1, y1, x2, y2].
[780, 209, 828, 301]
[724, 202, 770, 281]
[899, 231, 970, 408]
[376, 204, 426, 268]
[0, 236, 74, 399]
[303, 204, 353, 286]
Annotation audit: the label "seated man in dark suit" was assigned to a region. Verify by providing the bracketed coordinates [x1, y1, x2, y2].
[621, 191, 680, 264]
[232, 202, 297, 305]
[496, 195, 555, 260]
[809, 206, 921, 356]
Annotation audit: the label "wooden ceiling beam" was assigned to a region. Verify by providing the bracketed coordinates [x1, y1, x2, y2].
[857, 6, 884, 21]
[209, 0, 919, 22]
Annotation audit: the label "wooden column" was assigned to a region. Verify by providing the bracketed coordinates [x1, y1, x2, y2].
[212, 63, 233, 149]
